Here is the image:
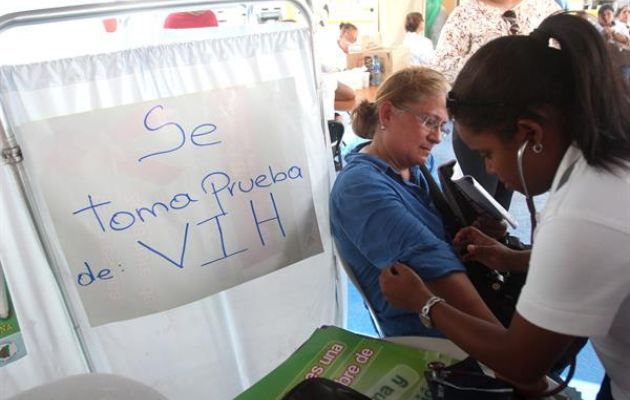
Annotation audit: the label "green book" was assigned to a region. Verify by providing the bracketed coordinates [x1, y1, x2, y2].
[0, 270, 27, 368]
[236, 326, 459, 400]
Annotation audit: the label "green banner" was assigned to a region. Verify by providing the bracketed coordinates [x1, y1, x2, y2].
[236, 326, 459, 400]
[0, 267, 26, 368]
[425, 0, 443, 36]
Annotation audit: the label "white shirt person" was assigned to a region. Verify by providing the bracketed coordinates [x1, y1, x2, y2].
[402, 12, 435, 66]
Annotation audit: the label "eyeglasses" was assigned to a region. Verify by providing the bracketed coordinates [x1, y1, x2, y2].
[398, 106, 452, 136]
[502, 10, 520, 35]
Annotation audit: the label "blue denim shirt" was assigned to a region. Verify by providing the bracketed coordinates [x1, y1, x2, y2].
[330, 147, 465, 337]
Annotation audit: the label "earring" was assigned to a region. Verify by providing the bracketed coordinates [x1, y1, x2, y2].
[380, 125, 386, 130]
[532, 143, 543, 154]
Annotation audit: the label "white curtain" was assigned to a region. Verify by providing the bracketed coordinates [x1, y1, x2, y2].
[0, 23, 342, 399]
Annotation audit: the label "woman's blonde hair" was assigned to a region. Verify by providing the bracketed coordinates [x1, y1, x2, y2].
[351, 67, 449, 139]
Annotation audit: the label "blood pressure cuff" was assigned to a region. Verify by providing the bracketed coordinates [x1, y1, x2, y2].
[424, 357, 516, 400]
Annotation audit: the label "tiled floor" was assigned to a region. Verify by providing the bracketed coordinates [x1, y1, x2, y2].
[340, 126, 604, 400]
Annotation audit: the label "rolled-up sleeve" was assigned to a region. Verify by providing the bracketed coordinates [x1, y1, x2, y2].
[331, 166, 465, 281]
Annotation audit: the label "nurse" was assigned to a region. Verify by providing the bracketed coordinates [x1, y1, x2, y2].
[381, 13, 630, 399]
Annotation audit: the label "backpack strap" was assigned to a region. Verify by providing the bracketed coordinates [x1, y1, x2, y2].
[418, 164, 463, 238]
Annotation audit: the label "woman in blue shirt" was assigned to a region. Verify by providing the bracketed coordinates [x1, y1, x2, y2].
[330, 67, 499, 336]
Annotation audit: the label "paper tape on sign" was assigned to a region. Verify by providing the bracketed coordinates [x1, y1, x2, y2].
[17, 78, 324, 326]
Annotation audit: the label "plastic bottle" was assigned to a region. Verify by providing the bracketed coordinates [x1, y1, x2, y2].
[371, 55, 382, 86]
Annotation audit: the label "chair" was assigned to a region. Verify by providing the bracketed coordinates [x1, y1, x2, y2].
[334, 245, 384, 338]
[327, 120, 344, 171]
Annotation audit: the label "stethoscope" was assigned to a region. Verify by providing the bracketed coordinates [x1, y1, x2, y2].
[517, 140, 537, 243]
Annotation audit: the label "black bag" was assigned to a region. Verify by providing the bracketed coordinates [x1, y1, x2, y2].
[464, 233, 529, 327]
[424, 356, 576, 400]
[419, 164, 527, 327]
[465, 261, 526, 327]
[281, 378, 370, 400]
[425, 358, 516, 400]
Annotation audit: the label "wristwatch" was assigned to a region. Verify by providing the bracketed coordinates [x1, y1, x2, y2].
[419, 296, 445, 328]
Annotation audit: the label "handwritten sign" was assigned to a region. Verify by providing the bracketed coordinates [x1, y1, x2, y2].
[18, 78, 323, 326]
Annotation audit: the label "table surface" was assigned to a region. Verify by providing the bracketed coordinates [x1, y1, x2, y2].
[334, 86, 378, 112]
[386, 336, 468, 360]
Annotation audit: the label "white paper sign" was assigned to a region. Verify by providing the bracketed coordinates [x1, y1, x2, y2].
[18, 78, 323, 326]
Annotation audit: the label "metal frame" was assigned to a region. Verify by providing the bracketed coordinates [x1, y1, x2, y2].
[333, 245, 384, 338]
[0, 0, 324, 373]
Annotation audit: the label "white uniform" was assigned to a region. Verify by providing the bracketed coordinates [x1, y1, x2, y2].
[313, 27, 348, 120]
[314, 28, 347, 73]
[517, 145, 630, 400]
[613, 20, 630, 38]
[402, 31, 435, 66]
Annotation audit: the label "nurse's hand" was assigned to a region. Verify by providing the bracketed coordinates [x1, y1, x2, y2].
[379, 263, 432, 312]
[454, 226, 528, 272]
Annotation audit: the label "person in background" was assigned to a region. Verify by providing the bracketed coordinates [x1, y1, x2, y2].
[432, 0, 560, 210]
[615, 4, 630, 36]
[613, 3, 630, 82]
[381, 13, 630, 399]
[316, 22, 358, 75]
[403, 12, 436, 66]
[337, 22, 359, 54]
[596, 4, 629, 46]
[330, 67, 501, 337]
[164, 10, 218, 29]
[317, 22, 358, 102]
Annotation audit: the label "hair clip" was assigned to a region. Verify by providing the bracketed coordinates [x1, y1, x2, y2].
[446, 91, 458, 111]
[530, 28, 562, 51]
[548, 37, 562, 50]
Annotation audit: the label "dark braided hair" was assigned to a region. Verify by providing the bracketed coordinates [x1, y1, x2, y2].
[448, 13, 630, 171]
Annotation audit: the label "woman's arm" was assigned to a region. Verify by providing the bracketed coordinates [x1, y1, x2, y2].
[334, 81, 356, 101]
[431, 303, 573, 386]
[331, 171, 499, 324]
[425, 271, 500, 325]
[380, 264, 575, 388]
